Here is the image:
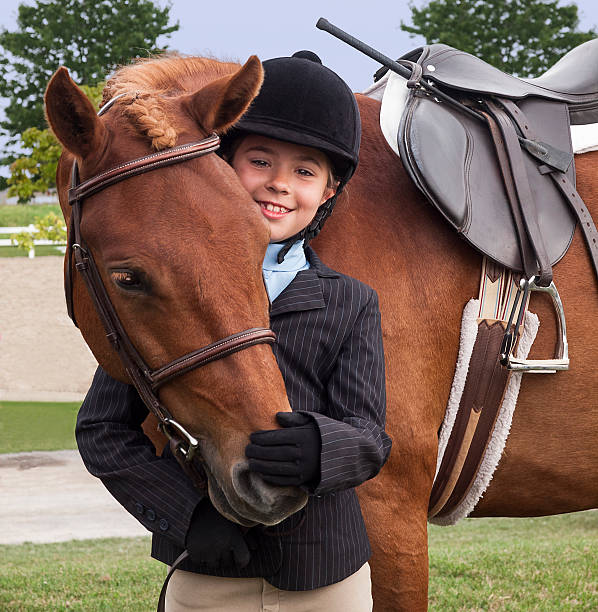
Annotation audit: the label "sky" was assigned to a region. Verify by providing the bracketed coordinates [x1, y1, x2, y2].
[1, 0, 598, 170]
[1, 0, 597, 92]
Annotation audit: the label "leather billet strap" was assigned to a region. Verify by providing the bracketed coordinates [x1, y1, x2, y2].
[499, 97, 598, 286]
[482, 101, 553, 286]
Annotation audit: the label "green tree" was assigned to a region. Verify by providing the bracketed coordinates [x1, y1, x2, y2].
[7, 83, 104, 203]
[7, 128, 61, 204]
[11, 211, 66, 254]
[0, 0, 179, 142]
[401, 0, 596, 76]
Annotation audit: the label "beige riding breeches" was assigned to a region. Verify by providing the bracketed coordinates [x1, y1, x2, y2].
[165, 562, 373, 611]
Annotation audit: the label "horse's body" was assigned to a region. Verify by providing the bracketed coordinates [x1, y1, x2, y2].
[45, 56, 598, 611]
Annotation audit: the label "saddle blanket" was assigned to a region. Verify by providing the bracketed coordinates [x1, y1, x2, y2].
[363, 70, 598, 157]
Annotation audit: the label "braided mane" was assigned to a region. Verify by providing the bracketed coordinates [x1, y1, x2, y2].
[102, 54, 241, 150]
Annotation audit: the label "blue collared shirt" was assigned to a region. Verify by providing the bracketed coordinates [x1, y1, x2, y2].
[262, 240, 310, 302]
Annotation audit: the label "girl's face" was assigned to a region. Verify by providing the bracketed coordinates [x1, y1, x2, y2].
[231, 134, 337, 243]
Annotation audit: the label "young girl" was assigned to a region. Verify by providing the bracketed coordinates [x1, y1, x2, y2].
[76, 51, 391, 611]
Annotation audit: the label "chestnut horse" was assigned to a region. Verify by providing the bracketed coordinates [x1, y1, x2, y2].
[45, 55, 598, 611]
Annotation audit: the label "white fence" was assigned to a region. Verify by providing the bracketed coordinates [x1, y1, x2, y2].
[0, 225, 66, 258]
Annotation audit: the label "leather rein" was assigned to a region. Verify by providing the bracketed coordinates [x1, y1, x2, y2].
[65, 101, 275, 488]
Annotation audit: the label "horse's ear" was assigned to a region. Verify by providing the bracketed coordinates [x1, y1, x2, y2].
[45, 67, 107, 159]
[184, 55, 264, 134]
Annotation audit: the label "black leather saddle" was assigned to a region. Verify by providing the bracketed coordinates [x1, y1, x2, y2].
[393, 40, 598, 284]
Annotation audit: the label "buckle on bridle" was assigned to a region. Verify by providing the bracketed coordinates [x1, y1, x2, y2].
[159, 418, 200, 462]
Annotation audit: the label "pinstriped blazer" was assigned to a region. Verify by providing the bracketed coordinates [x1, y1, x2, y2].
[76, 246, 391, 590]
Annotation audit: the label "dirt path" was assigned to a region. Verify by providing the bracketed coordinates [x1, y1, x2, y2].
[0, 256, 97, 401]
[0, 450, 148, 545]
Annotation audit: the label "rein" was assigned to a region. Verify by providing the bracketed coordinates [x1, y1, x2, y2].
[66, 109, 276, 489]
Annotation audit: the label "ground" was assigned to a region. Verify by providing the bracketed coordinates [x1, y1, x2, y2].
[0, 256, 97, 401]
[0, 255, 143, 544]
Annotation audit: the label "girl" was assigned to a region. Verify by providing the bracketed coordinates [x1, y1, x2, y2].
[77, 51, 391, 611]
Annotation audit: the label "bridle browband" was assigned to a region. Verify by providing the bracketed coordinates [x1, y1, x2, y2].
[65, 102, 276, 489]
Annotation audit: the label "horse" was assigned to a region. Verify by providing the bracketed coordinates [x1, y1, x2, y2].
[44, 53, 598, 611]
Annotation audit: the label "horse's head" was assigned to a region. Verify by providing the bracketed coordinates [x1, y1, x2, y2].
[45, 56, 308, 525]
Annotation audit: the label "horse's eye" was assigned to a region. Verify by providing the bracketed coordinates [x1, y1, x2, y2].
[111, 269, 144, 290]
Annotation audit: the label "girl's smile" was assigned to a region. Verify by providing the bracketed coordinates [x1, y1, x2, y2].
[257, 201, 293, 218]
[231, 134, 337, 243]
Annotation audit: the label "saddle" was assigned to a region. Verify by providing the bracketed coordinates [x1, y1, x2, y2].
[389, 41, 598, 285]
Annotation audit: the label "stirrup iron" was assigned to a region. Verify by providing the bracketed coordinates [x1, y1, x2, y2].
[500, 277, 569, 373]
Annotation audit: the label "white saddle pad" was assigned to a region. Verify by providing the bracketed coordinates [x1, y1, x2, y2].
[362, 70, 598, 157]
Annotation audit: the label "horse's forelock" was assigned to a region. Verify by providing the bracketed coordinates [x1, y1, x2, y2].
[101, 54, 241, 150]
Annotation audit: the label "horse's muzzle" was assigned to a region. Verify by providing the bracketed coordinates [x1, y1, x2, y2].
[203, 460, 308, 527]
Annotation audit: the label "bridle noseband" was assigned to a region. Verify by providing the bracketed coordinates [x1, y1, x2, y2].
[65, 101, 275, 487]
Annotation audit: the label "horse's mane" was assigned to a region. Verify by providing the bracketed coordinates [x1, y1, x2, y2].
[102, 53, 241, 150]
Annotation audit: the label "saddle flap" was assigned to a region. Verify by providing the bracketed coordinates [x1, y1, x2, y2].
[398, 92, 576, 271]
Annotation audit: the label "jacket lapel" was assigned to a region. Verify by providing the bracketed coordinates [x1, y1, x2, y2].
[269, 247, 338, 316]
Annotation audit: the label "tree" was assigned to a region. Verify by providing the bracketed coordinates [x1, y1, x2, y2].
[7, 83, 103, 202]
[0, 0, 179, 142]
[401, 0, 596, 76]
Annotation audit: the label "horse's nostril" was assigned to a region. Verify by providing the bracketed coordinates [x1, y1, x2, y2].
[231, 462, 306, 509]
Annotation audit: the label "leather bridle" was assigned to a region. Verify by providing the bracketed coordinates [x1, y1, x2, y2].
[65, 100, 275, 489]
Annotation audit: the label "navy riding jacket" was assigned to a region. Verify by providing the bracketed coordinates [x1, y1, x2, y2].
[76, 247, 391, 590]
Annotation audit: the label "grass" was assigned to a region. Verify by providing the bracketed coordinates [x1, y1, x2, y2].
[0, 203, 62, 227]
[0, 538, 162, 611]
[0, 244, 64, 257]
[428, 512, 598, 611]
[0, 204, 65, 257]
[1, 403, 595, 609]
[0, 402, 80, 454]
[0, 513, 595, 610]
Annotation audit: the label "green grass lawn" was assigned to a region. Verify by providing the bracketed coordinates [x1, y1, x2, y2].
[0, 244, 64, 257]
[0, 512, 595, 611]
[428, 512, 598, 611]
[0, 538, 162, 612]
[0, 402, 79, 453]
[0, 204, 62, 226]
[1, 402, 595, 609]
[0, 204, 65, 257]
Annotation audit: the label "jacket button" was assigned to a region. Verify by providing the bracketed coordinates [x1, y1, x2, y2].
[159, 518, 169, 531]
[146, 508, 156, 521]
[135, 502, 144, 515]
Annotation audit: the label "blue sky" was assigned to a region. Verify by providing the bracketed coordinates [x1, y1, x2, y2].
[2, 0, 597, 92]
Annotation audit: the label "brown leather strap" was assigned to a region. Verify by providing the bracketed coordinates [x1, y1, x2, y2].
[429, 320, 511, 518]
[149, 329, 276, 390]
[485, 100, 553, 285]
[66, 131, 278, 492]
[547, 170, 598, 284]
[481, 110, 538, 278]
[500, 97, 598, 285]
[69, 136, 220, 205]
[157, 550, 190, 612]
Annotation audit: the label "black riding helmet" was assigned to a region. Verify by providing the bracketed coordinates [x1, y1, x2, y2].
[222, 51, 361, 261]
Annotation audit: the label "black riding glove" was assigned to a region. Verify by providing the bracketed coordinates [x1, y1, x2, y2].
[185, 498, 250, 569]
[246, 412, 321, 489]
